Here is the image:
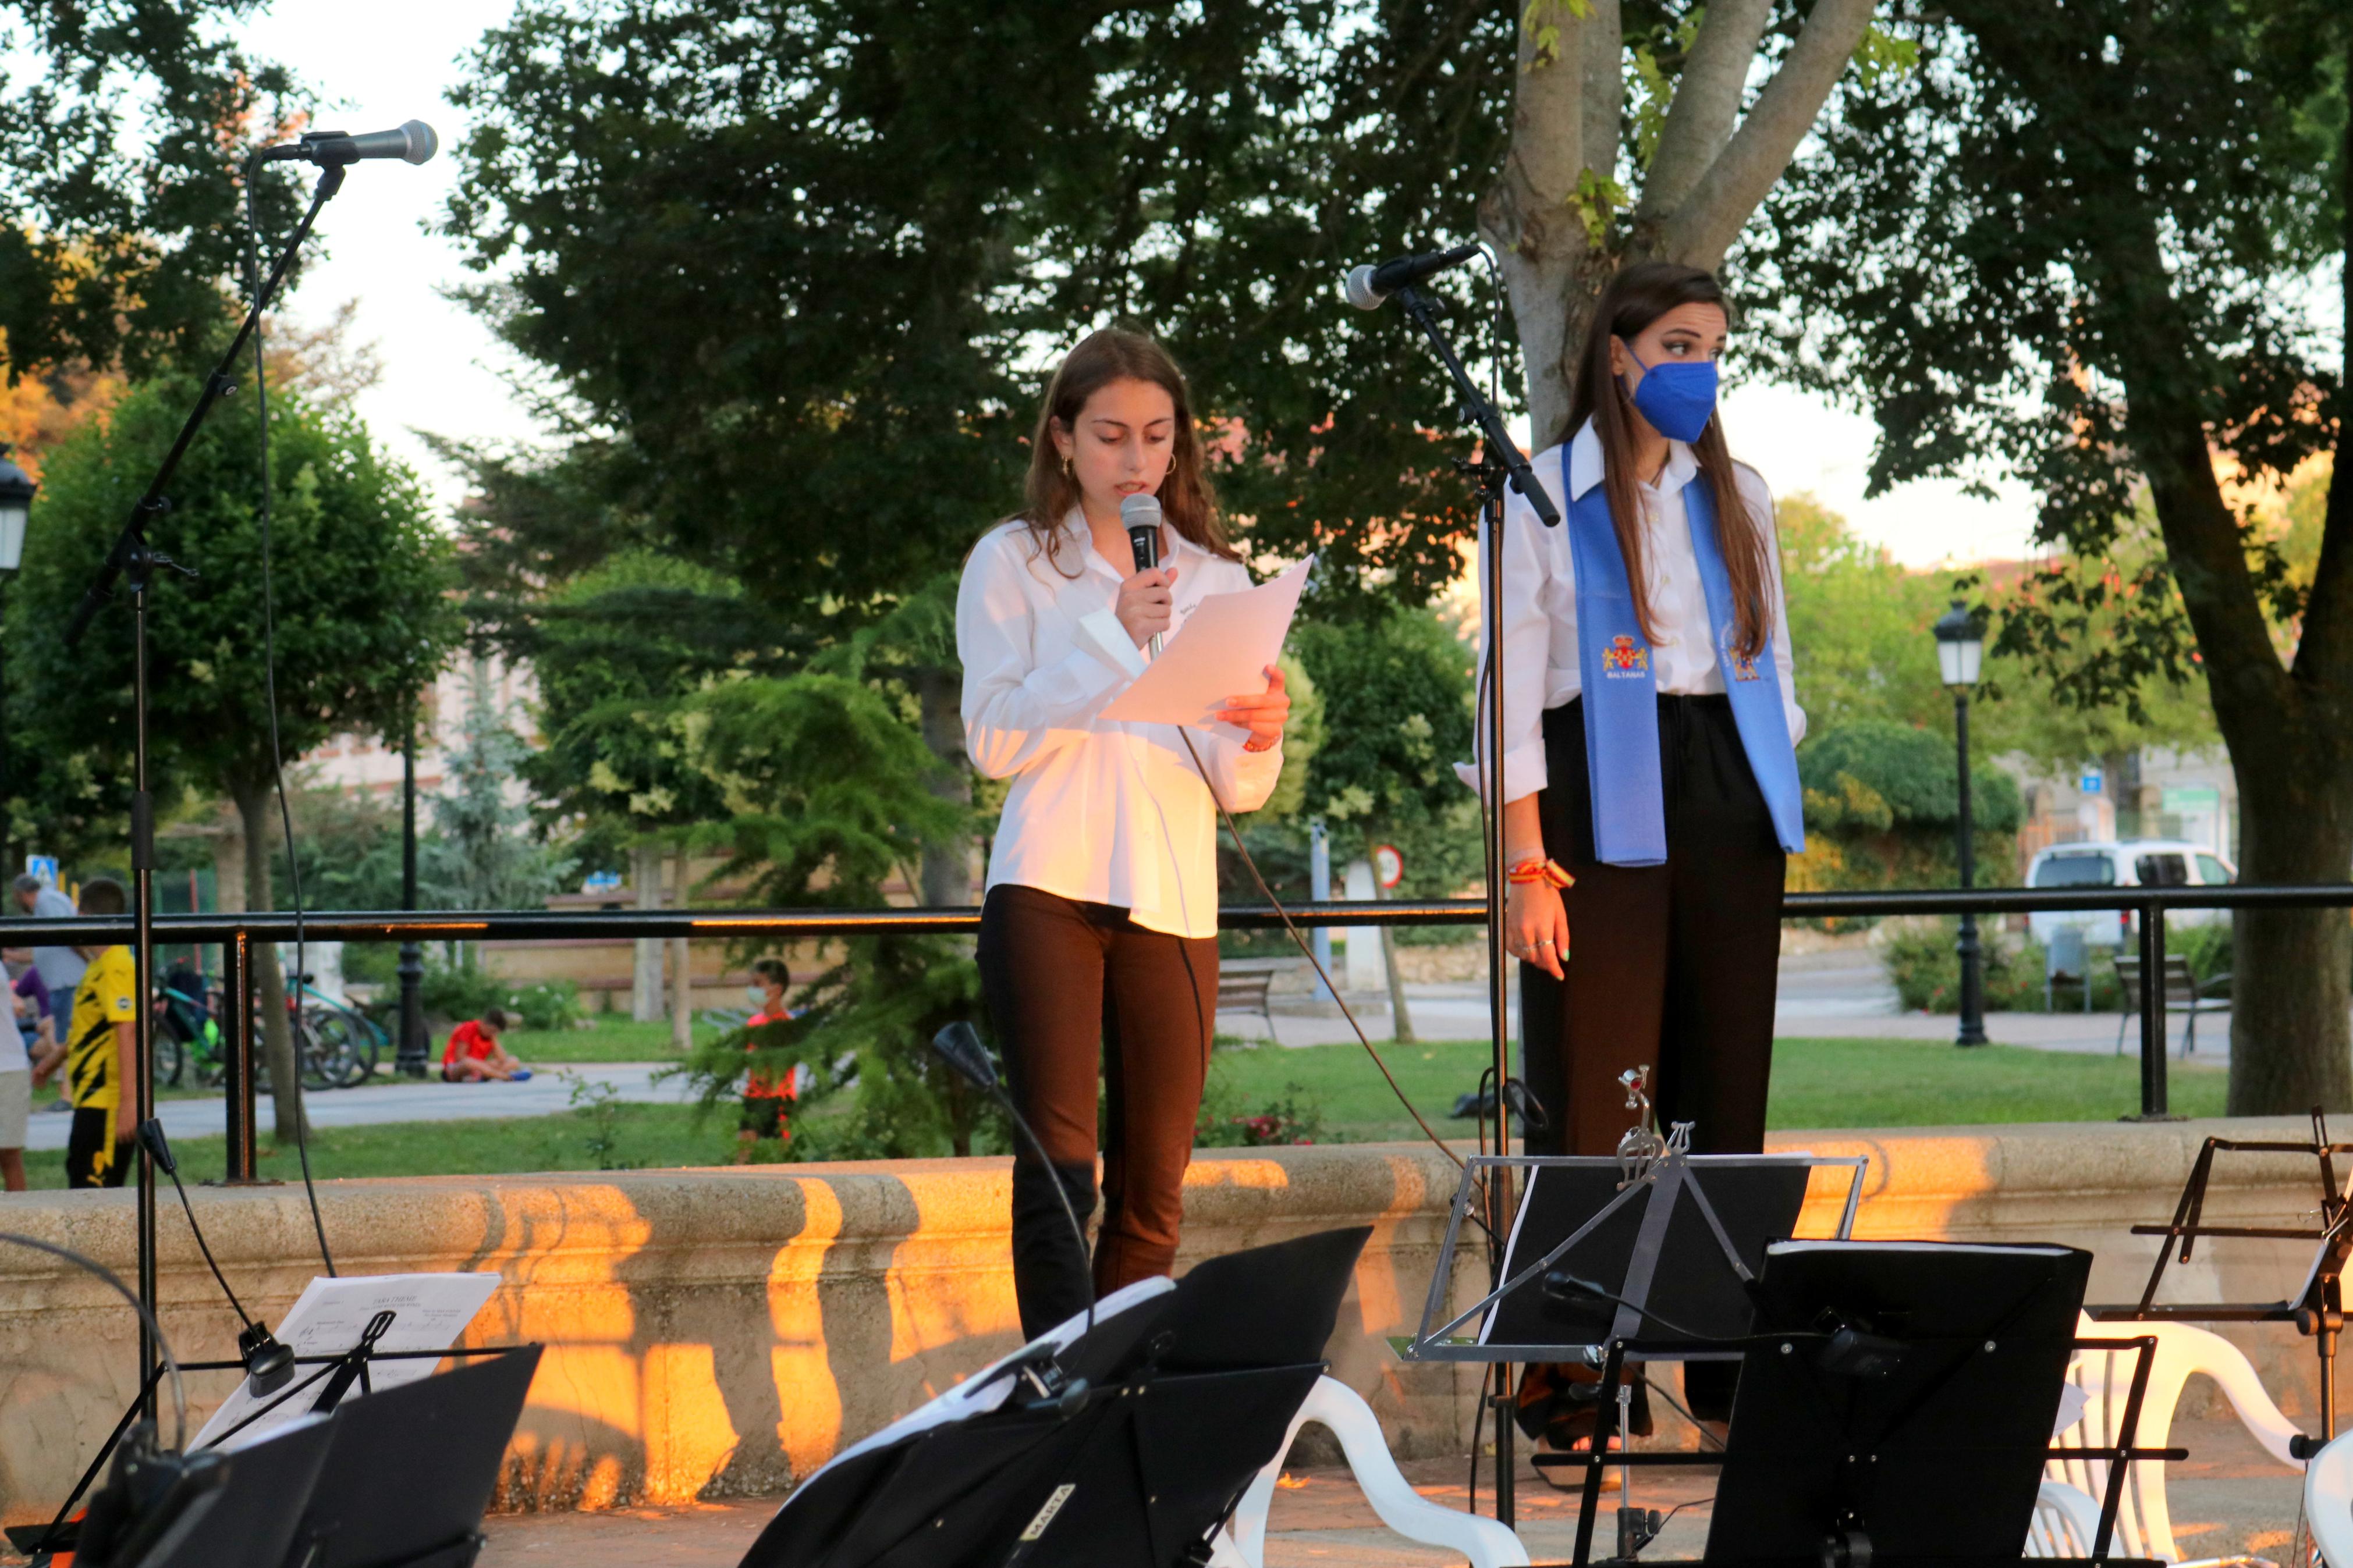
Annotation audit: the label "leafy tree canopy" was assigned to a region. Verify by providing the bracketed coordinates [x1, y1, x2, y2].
[10, 374, 460, 848]
[441, 0, 1519, 609]
[0, 1, 310, 379]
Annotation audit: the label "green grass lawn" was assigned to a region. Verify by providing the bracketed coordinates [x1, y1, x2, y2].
[5, 1034, 2224, 1191]
[499, 1016, 715, 1064]
[1203, 1034, 2225, 1145]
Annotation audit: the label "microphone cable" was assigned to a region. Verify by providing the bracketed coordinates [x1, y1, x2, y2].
[1174, 729, 1484, 1219]
[1, 1232, 186, 1451]
[242, 158, 336, 1278]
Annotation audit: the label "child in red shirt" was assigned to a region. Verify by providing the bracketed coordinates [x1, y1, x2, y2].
[737, 959, 803, 1161]
[443, 1008, 531, 1083]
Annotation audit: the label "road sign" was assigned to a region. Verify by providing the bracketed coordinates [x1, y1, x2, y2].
[2079, 767, 2104, 797]
[22, 854, 56, 888]
[1372, 844, 1403, 890]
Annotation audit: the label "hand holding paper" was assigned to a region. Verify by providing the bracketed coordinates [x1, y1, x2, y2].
[1101, 557, 1313, 733]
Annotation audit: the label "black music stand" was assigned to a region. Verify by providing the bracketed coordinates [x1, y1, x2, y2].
[739, 1227, 1368, 1568]
[277, 1344, 544, 1568]
[2088, 1108, 2353, 1451]
[1699, 1240, 2159, 1568]
[119, 1412, 337, 1568]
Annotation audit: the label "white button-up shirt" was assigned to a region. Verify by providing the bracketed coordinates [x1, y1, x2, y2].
[1457, 419, 1805, 805]
[958, 513, 1284, 938]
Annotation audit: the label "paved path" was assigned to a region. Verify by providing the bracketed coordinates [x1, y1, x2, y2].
[470, 1415, 2300, 1567]
[17, 1064, 698, 1152]
[1225, 947, 2249, 1061]
[16, 946, 2261, 1149]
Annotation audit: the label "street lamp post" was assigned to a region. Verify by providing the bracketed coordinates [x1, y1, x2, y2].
[1934, 598, 1989, 1047]
[0, 447, 37, 868]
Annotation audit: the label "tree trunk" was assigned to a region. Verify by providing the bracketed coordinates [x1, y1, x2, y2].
[632, 841, 663, 1022]
[1481, 0, 1876, 445]
[669, 842, 692, 1052]
[231, 781, 304, 1142]
[2223, 728, 2353, 1112]
[914, 666, 973, 907]
[2130, 381, 2353, 1113]
[1374, 870, 1417, 1045]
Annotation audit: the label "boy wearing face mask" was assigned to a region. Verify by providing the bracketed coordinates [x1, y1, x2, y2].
[736, 958, 804, 1161]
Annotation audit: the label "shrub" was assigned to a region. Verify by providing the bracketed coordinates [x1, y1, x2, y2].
[1879, 920, 2121, 1012]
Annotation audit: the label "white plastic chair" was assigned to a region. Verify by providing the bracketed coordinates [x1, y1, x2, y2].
[2031, 1314, 2304, 1563]
[2304, 1427, 2353, 1565]
[1211, 1374, 1530, 1568]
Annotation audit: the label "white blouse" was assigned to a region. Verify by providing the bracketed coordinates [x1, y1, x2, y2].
[1456, 419, 1807, 806]
[957, 513, 1284, 939]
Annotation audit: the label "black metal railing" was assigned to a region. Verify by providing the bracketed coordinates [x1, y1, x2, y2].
[6, 882, 2345, 1178]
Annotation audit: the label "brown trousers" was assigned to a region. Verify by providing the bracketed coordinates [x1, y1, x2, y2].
[977, 883, 1218, 1340]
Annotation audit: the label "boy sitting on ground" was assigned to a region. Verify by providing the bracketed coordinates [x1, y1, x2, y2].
[442, 1008, 531, 1083]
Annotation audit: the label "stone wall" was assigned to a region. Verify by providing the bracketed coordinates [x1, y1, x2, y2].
[0, 1118, 2335, 1527]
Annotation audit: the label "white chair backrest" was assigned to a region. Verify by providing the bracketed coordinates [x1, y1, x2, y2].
[2306, 1428, 2353, 1567]
[2035, 1313, 2304, 1562]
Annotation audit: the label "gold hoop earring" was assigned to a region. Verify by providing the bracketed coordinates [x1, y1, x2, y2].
[1061, 454, 1073, 479]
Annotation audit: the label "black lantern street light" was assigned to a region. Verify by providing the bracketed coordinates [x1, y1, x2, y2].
[1934, 598, 1989, 1047]
[0, 446, 36, 867]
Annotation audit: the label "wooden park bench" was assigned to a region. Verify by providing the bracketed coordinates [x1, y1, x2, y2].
[2113, 952, 2232, 1059]
[1215, 960, 1288, 1041]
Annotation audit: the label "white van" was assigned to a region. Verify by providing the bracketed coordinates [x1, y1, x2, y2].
[2024, 840, 2237, 948]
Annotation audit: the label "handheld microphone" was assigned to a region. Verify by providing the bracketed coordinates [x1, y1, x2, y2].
[139, 1119, 296, 1395]
[1341, 241, 1484, 310]
[931, 1022, 1095, 1334]
[1119, 492, 1166, 658]
[258, 120, 438, 168]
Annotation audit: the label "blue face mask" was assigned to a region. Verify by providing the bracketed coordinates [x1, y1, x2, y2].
[1620, 344, 1720, 444]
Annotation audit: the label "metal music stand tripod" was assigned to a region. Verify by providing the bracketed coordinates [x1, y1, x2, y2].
[2088, 1106, 2353, 1456]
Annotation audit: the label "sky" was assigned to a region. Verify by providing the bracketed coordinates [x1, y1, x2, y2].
[238, 1, 2043, 572]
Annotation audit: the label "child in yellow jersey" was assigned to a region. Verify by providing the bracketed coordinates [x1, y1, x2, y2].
[52, 879, 135, 1188]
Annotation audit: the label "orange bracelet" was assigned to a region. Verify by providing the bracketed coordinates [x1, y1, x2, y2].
[1507, 857, 1574, 890]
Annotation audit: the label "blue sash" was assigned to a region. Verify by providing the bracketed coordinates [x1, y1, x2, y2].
[1564, 449, 1806, 866]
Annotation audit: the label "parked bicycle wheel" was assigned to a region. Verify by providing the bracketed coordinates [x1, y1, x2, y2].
[150, 1018, 186, 1089]
[307, 1005, 378, 1089]
[295, 1011, 355, 1092]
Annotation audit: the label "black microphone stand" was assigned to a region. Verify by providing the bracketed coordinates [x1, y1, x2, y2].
[61, 158, 346, 1414]
[1383, 280, 1559, 1530]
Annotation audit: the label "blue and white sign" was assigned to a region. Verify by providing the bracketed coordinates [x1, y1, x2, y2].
[2079, 767, 2104, 797]
[582, 870, 623, 894]
[22, 854, 57, 887]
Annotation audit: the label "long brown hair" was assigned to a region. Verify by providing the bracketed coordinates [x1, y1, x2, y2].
[1562, 262, 1774, 661]
[1016, 329, 1236, 575]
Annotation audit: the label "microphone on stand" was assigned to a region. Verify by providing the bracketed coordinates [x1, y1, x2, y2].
[1341, 241, 1484, 310]
[1119, 492, 1166, 659]
[930, 1022, 1094, 1335]
[137, 1120, 296, 1395]
[258, 121, 438, 167]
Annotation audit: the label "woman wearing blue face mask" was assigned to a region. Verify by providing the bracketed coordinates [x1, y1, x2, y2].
[1460, 261, 1806, 1455]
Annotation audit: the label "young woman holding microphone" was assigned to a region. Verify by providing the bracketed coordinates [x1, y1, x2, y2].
[957, 329, 1291, 1339]
[1470, 261, 1807, 1449]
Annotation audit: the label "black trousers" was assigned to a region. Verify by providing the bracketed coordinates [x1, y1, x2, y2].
[1520, 694, 1787, 1159]
[1518, 694, 1786, 1430]
[977, 883, 1219, 1341]
[66, 1107, 130, 1189]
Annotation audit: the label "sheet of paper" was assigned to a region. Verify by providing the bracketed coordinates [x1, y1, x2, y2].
[1101, 556, 1313, 730]
[194, 1272, 502, 1450]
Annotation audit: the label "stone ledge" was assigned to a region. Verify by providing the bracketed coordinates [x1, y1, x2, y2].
[0, 1118, 2330, 1521]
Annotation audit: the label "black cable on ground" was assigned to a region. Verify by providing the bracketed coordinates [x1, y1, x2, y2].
[243, 165, 334, 1278]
